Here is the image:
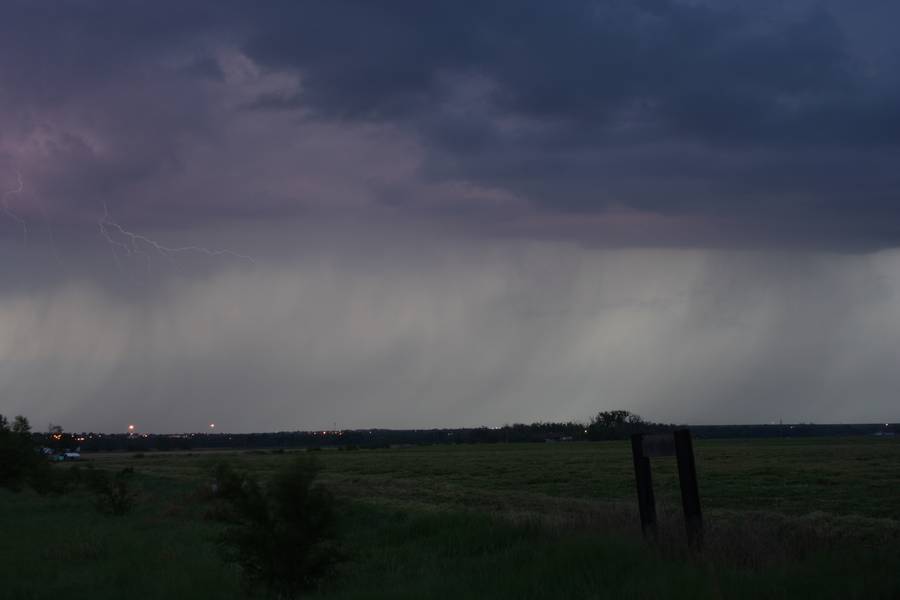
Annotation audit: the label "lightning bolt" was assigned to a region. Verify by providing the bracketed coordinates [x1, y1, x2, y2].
[98, 203, 255, 269]
[98, 203, 133, 270]
[2, 171, 27, 242]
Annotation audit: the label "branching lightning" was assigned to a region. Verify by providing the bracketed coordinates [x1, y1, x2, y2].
[98, 203, 255, 269]
[3, 167, 253, 275]
[2, 171, 28, 242]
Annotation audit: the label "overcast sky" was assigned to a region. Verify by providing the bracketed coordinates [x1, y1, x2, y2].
[1, 1, 899, 432]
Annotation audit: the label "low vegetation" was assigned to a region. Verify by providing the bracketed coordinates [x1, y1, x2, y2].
[84, 466, 138, 516]
[210, 458, 341, 597]
[0, 425, 897, 598]
[0, 415, 47, 491]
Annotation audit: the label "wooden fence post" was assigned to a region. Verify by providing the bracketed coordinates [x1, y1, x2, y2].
[630, 433, 658, 540]
[673, 428, 703, 549]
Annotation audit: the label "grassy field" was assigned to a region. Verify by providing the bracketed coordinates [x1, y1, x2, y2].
[1, 437, 898, 599]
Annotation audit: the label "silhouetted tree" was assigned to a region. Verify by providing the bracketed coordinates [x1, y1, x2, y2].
[0, 414, 43, 490]
[588, 410, 646, 440]
[214, 457, 341, 597]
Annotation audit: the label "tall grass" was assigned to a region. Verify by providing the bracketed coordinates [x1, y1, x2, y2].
[2, 439, 898, 599]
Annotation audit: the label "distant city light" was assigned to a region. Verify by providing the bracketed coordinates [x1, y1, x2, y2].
[128, 424, 135, 432]
[210, 423, 216, 429]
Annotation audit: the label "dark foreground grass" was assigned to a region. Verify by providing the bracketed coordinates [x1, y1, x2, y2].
[0, 485, 243, 600]
[311, 503, 900, 600]
[2, 437, 898, 599]
[3, 486, 897, 600]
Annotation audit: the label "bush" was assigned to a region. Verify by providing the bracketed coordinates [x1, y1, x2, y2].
[85, 467, 137, 515]
[212, 457, 340, 597]
[203, 462, 246, 521]
[0, 414, 44, 491]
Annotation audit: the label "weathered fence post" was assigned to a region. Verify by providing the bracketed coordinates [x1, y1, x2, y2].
[630, 428, 703, 548]
[674, 428, 703, 549]
[630, 433, 658, 540]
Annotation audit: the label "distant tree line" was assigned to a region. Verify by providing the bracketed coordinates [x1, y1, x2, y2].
[31, 410, 671, 451]
[20, 413, 897, 454]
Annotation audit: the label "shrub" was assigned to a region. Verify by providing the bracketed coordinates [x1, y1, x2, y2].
[86, 467, 137, 515]
[0, 414, 44, 491]
[213, 457, 340, 597]
[203, 462, 247, 521]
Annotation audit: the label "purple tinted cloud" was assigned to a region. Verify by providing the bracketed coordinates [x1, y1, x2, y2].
[0, 1, 898, 248]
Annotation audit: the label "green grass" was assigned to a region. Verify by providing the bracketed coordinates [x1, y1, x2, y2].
[2, 437, 898, 599]
[87, 437, 900, 523]
[310, 504, 899, 600]
[0, 481, 244, 600]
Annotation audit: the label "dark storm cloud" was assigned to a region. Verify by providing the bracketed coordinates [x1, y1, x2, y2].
[0, 2, 230, 106]
[2, 0, 899, 245]
[0, 1, 231, 226]
[246, 0, 858, 131]
[242, 0, 900, 246]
